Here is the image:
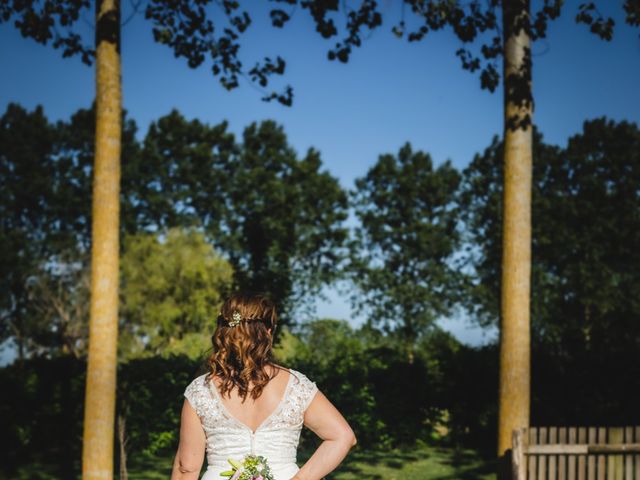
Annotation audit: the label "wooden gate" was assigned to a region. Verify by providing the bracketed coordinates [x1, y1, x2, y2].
[512, 426, 640, 480]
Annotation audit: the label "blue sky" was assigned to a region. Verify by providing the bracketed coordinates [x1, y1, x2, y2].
[2, 1, 639, 347]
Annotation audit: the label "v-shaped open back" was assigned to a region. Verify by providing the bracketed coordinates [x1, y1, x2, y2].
[184, 367, 319, 479]
[207, 369, 294, 434]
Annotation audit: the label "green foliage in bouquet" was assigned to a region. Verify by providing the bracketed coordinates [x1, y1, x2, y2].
[220, 454, 275, 480]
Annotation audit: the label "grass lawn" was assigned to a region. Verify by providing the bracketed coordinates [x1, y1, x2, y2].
[3, 441, 496, 479]
[126, 441, 496, 480]
[323, 442, 496, 480]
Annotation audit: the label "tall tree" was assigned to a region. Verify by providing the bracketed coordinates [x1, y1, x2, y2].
[132, 109, 234, 235]
[0, 104, 57, 361]
[459, 130, 553, 332]
[350, 142, 465, 361]
[220, 120, 348, 315]
[120, 227, 233, 360]
[498, 2, 532, 470]
[80, 0, 123, 475]
[138, 112, 349, 316]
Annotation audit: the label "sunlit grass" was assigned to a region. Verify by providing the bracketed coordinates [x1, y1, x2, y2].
[326, 442, 496, 480]
[3, 441, 495, 480]
[125, 441, 496, 480]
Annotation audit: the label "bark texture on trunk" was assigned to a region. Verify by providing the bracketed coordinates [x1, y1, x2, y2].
[498, 0, 532, 476]
[81, 0, 122, 477]
[118, 414, 129, 480]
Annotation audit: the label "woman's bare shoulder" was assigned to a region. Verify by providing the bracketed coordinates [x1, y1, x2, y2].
[266, 362, 292, 382]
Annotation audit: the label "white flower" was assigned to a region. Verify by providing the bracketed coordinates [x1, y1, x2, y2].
[229, 311, 243, 327]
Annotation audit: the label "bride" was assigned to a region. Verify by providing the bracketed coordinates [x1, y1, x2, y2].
[171, 292, 357, 480]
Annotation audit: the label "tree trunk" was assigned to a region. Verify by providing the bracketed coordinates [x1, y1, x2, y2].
[118, 414, 129, 480]
[14, 317, 25, 366]
[81, 0, 122, 477]
[497, 0, 532, 477]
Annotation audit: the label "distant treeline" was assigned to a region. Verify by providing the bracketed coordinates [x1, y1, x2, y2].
[3, 103, 639, 367]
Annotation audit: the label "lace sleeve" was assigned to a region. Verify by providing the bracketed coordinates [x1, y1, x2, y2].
[293, 370, 319, 412]
[184, 374, 208, 418]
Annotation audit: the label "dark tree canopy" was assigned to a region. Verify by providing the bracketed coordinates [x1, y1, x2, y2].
[461, 118, 640, 356]
[1, 104, 59, 355]
[3, 1, 637, 109]
[132, 109, 235, 235]
[349, 142, 466, 355]
[0, 103, 348, 355]
[0, 103, 138, 357]
[220, 120, 349, 316]
[139, 111, 349, 316]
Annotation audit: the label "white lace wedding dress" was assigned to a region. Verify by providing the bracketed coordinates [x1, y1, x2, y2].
[184, 368, 318, 480]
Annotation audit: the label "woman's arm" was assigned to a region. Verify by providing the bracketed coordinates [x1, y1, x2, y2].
[171, 400, 206, 480]
[291, 390, 357, 480]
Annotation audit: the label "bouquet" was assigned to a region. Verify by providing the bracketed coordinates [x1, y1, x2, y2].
[220, 454, 275, 480]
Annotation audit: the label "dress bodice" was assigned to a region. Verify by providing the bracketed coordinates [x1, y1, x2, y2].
[184, 368, 318, 480]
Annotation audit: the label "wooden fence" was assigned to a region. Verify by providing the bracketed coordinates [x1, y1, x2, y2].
[512, 426, 640, 480]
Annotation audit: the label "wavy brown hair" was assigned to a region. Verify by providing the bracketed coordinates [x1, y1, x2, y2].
[207, 292, 283, 401]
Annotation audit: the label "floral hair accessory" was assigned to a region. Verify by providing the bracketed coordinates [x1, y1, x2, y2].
[228, 311, 243, 327]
